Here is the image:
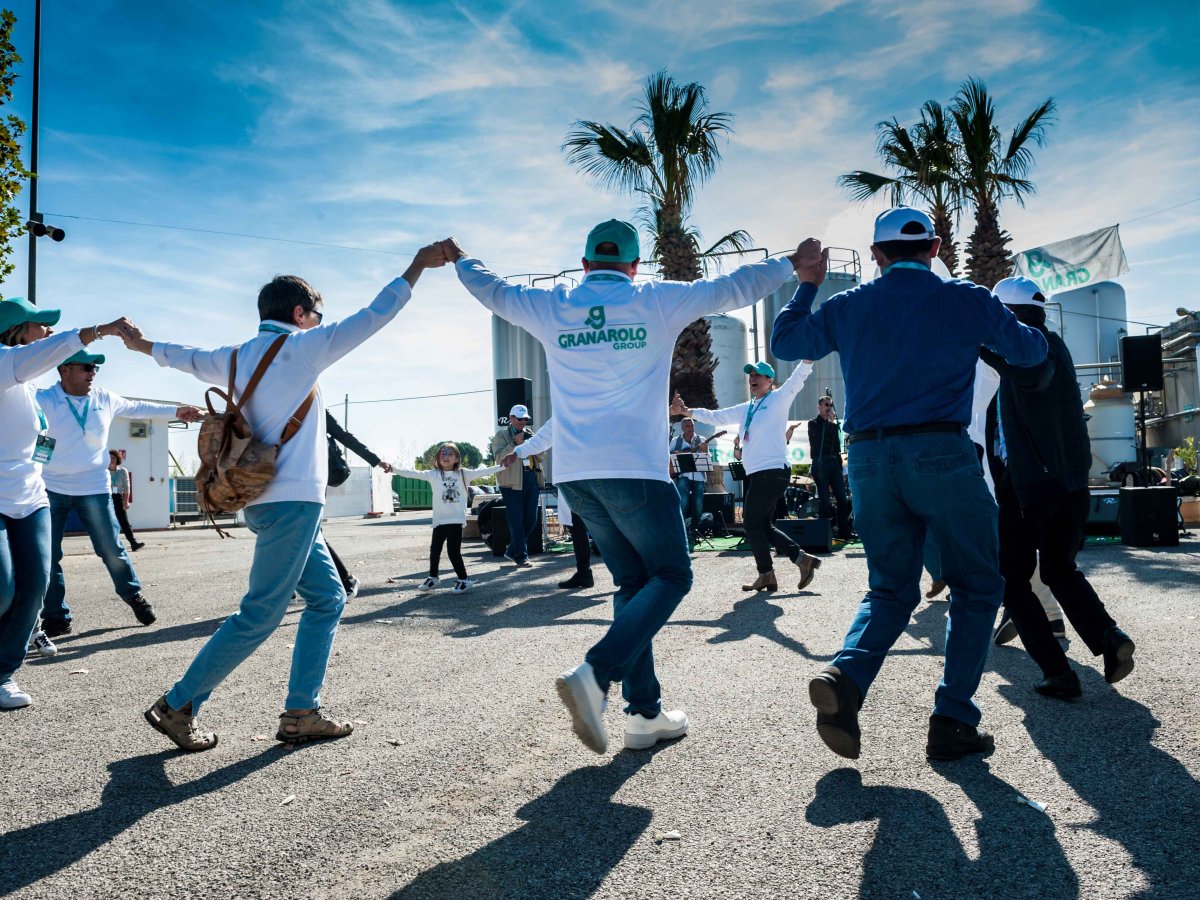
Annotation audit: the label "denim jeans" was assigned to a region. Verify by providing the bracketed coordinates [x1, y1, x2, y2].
[0, 508, 51, 684]
[834, 430, 1003, 726]
[499, 469, 540, 562]
[166, 501, 345, 713]
[559, 479, 693, 717]
[43, 491, 141, 625]
[674, 477, 705, 538]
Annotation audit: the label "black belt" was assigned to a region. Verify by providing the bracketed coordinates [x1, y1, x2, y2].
[846, 422, 964, 445]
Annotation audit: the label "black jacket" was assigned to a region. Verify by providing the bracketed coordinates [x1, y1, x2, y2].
[980, 330, 1090, 509]
[808, 416, 841, 460]
[326, 412, 380, 468]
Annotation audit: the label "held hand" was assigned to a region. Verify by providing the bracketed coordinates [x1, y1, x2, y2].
[790, 238, 828, 286]
[439, 237, 466, 262]
[500, 453, 518, 468]
[669, 391, 689, 416]
[378, 462, 393, 474]
[175, 405, 205, 423]
[414, 243, 450, 269]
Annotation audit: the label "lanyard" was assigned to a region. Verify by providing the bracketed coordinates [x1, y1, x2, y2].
[743, 393, 769, 437]
[34, 400, 48, 431]
[64, 394, 91, 433]
[883, 261, 930, 274]
[258, 323, 292, 334]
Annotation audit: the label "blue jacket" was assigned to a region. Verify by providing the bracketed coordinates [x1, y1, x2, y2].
[770, 267, 1047, 433]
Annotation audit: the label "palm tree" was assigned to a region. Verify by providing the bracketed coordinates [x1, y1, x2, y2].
[949, 78, 1055, 288]
[564, 70, 750, 409]
[838, 100, 962, 275]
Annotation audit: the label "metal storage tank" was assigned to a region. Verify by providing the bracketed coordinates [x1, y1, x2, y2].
[1083, 378, 1137, 479]
[706, 313, 750, 410]
[1050, 281, 1128, 399]
[492, 317, 553, 475]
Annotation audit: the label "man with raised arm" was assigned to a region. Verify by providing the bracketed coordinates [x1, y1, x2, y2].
[443, 222, 814, 754]
[122, 244, 448, 753]
[771, 208, 1047, 762]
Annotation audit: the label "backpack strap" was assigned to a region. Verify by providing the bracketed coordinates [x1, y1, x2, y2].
[234, 335, 289, 410]
[280, 388, 316, 445]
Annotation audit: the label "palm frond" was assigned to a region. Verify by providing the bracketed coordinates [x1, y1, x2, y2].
[837, 170, 902, 203]
[562, 121, 655, 196]
[700, 229, 754, 257]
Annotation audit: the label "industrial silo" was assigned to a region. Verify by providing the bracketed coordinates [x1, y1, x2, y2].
[706, 313, 750, 410]
[1048, 281, 1129, 401]
[491, 317, 553, 474]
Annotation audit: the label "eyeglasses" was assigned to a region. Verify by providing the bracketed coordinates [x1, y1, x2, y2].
[819, 402, 832, 408]
[305, 307, 323, 323]
[71, 364, 99, 373]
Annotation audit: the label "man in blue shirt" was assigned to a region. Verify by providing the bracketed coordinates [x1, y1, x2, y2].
[771, 209, 1047, 761]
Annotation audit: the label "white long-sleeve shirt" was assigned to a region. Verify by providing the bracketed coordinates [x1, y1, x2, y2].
[690, 362, 812, 475]
[39, 384, 179, 496]
[515, 418, 553, 458]
[0, 330, 86, 518]
[151, 278, 411, 507]
[390, 465, 503, 526]
[457, 256, 796, 484]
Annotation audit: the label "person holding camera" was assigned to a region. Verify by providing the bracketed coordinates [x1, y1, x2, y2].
[490, 405, 544, 568]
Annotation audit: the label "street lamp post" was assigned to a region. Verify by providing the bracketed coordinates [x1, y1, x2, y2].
[26, 0, 40, 305]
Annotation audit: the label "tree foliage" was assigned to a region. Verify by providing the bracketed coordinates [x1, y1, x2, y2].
[414, 441, 483, 470]
[0, 9, 31, 291]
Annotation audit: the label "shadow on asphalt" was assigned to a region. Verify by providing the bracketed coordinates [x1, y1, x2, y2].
[673, 595, 824, 661]
[1106, 540, 1200, 591]
[389, 745, 670, 899]
[28, 617, 230, 664]
[0, 747, 287, 895]
[807, 763, 1077, 898]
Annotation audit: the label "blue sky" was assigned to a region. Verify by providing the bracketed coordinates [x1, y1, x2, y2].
[1, 0, 1197, 467]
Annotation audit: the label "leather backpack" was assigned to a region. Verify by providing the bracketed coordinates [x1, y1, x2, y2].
[196, 334, 314, 533]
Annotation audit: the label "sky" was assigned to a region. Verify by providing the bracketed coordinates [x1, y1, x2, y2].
[1, 0, 1197, 470]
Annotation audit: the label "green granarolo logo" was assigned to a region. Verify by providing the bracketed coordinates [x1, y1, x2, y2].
[558, 305, 647, 350]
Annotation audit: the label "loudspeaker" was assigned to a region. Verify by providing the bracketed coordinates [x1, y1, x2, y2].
[703, 492, 735, 527]
[496, 378, 533, 426]
[1121, 335, 1164, 392]
[488, 503, 544, 556]
[1086, 489, 1121, 532]
[1118, 486, 1178, 546]
[772, 517, 833, 553]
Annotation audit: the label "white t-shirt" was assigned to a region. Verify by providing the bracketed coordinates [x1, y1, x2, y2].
[38, 384, 179, 496]
[690, 362, 812, 475]
[0, 330, 85, 518]
[152, 278, 411, 507]
[457, 256, 795, 484]
[391, 465, 503, 526]
[970, 359, 1001, 497]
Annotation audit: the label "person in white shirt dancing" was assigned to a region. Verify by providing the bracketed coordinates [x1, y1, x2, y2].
[443, 222, 816, 754]
[35, 351, 202, 636]
[389, 443, 505, 595]
[123, 244, 447, 752]
[672, 360, 821, 593]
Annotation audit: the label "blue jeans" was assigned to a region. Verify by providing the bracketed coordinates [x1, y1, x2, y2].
[499, 469, 540, 562]
[559, 479, 693, 717]
[0, 508, 51, 684]
[674, 477, 705, 538]
[43, 491, 141, 625]
[834, 431, 1003, 726]
[166, 501, 345, 713]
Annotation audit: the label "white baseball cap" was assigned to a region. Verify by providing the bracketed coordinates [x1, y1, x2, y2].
[508, 404, 530, 419]
[994, 276, 1045, 307]
[873, 206, 937, 243]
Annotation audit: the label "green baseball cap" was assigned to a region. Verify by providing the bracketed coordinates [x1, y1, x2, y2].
[0, 297, 60, 335]
[61, 350, 105, 366]
[744, 361, 776, 379]
[584, 219, 640, 263]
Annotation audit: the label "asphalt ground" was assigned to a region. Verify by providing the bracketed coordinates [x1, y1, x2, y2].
[2, 512, 1198, 899]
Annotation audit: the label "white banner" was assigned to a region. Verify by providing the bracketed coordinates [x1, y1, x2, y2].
[1012, 225, 1129, 296]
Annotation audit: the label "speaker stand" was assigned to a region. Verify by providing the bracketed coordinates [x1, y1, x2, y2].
[1137, 386, 1150, 487]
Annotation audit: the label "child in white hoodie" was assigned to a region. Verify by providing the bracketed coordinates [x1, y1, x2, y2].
[391, 443, 505, 593]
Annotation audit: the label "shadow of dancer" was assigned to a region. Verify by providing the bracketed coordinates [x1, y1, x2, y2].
[391, 747, 670, 899]
[673, 595, 822, 661]
[0, 747, 285, 895]
[807, 765, 1076, 899]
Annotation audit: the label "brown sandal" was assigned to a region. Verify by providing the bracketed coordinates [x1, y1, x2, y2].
[275, 709, 354, 745]
[144, 695, 219, 753]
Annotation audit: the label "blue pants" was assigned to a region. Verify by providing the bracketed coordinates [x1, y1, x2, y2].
[560, 479, 693, 717]
[0, 508, 51, 685]
[166, 501, 345, 713]
[834, 431, 1003, 726]
[674, 477, 705, 538]
[499, 469, 540, 562]
[43, 491, 141, 626]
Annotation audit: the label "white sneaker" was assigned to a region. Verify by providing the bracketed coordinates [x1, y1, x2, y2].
[554, 661, 609, 754]
[26, 630, 57, 657]
[418, 576, 439, 591]
[451, 579, 473, 594]
[345, 576, 360, 601]
[624, 709, 689, 750]
[0, 681, 32, 710]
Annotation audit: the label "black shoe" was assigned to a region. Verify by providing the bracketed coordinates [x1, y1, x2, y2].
[993, 616, 1018, 646]
[1035, 668, 1082, 701]
[808, 666, 862, 760]
[123, 594, 157, 626]
[558, 572, 594, 590]
[130, 541, 145, 552]
[1102, 626, 1135, 684]
[41, 618, 72, 639]
[926, 714, 995, 761]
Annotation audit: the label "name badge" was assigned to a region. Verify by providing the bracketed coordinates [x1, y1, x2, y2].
[34, 434, 56, 463]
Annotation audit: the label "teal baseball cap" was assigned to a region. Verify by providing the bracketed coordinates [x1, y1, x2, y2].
[61, 350, 105, 366]
[744, 361, 776, 379]
[584, 219, 640, 263]
[0, 297, 60, 335]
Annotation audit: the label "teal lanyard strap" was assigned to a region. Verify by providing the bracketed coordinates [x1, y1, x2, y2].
[64, 395, 91, 432]
[34, 400, 48, 431]
[743, 394, 768, 436]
